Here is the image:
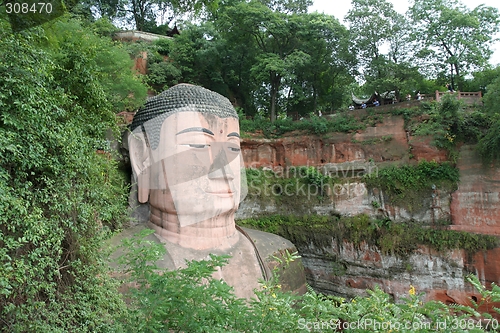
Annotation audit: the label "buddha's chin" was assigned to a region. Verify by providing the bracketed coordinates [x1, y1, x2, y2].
[176, 203, 237, 228]
[173, 195, 237, 228]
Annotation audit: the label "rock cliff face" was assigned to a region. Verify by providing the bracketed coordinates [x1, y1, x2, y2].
[238, 114, 500, 314]
[450, 145, 500, 236]
[241, 115, 447, 169]
[298, 240, 499, 317]
[238, 115, 453, 223]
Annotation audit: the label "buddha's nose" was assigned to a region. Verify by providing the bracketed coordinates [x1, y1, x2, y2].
[208, 144, 234, 180]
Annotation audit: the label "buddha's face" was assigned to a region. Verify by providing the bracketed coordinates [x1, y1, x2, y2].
[131, 110, 245, 228]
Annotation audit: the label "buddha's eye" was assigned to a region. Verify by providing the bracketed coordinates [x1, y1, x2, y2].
[228, 146, 241, 152]
[185, 144, 210, 149]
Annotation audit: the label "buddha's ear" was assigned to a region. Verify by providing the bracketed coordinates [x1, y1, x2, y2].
[128, 129, 151, 203]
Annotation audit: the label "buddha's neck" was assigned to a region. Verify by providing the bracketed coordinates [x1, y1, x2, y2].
[148, 206, 239, 250]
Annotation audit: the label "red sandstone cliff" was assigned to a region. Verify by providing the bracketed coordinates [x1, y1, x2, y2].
[238, 115, 500, 315]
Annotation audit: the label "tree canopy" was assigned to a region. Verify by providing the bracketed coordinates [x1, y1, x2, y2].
[46, 0, 500, 120]
[409, 0, 500, 90]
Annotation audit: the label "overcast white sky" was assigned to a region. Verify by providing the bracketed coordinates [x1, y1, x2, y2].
[309, 0, 500, 66]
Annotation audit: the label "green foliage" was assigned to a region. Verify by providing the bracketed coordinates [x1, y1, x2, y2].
[409, 0, 500, 90]
[302, 166, 330, 189]
[476, 73, 500, 161]
[457, 111, 492, 144]
[477, 115, 500, 162]
[91, 17, 120, 37]
[240, 112, 364, 137]
[0, 18, 143, 331]
[482, 71, 500, 115]
[153, 37, 174, 56]
[410, 94, 464, 156]
[115, 230, 500, 332]
[117, 229, 248, 332]
[408, 93, 499, 161]
[364, 160, 459, 211]
[463, 65, 500, 95]
[93, 0, 217, 31]
[145, 23, 228, 94]
[367, 160, 460, 192]
[45, 18, 148, 113]
[346, 0, 417, 97]
[213, 3, 356, 120]
[238, 214, 499, 257]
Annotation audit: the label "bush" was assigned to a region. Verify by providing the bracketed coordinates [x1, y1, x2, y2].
[477, 116, 500, 162]
[364, 161, 459, 211]
[0, 18, 142, 331]
[409, 94, 499, 162]
[239, 112, 363, 137]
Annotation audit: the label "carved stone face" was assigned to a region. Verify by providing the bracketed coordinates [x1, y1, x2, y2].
[145, 111, 244, 227]
[128, 84, 247, 249]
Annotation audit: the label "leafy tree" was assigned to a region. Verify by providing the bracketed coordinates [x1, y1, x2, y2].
[217, 1, 290, 121]
[258, 0, 311, 14]
[364, 59, 425, 102]
[345, 0, 399, 71]
[214, 0, 264, 116]
[96, 0, 219, 31]
[282, 13, 355, 113]
[409, 0, 500, 90]
[218, 0, 355, 120]
[144, 22, 230, 94]
[462, 65, 500, 94]
[345, 0, 415, 101]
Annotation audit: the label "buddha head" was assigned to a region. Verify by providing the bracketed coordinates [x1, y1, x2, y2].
[128, 84, 247, 250]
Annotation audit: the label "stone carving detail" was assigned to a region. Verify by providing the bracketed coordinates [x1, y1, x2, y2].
[124, 84, 305, 298]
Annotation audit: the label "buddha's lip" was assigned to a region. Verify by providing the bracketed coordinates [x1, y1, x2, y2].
[206, 190, 233, 197]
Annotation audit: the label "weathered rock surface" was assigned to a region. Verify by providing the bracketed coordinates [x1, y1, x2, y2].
[238, 115, 500, 315]
[450, 145, 500, 235]
[241, 116, 410, 169]
[298, 240, 500, 317]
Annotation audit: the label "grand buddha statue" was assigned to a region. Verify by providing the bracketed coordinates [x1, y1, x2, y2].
[122, 83, 305, 299]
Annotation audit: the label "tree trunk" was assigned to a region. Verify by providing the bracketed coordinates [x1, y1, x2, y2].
[269, 72, 280, 122]
[453, 62, 461, 90]
[312, 85, 317, 114]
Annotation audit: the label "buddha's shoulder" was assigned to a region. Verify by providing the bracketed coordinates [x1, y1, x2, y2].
[106, 223, 176, 270]
[238, 227, 307, 294]
[238, 227, 296, 260]
[107, 224, 306, 294]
